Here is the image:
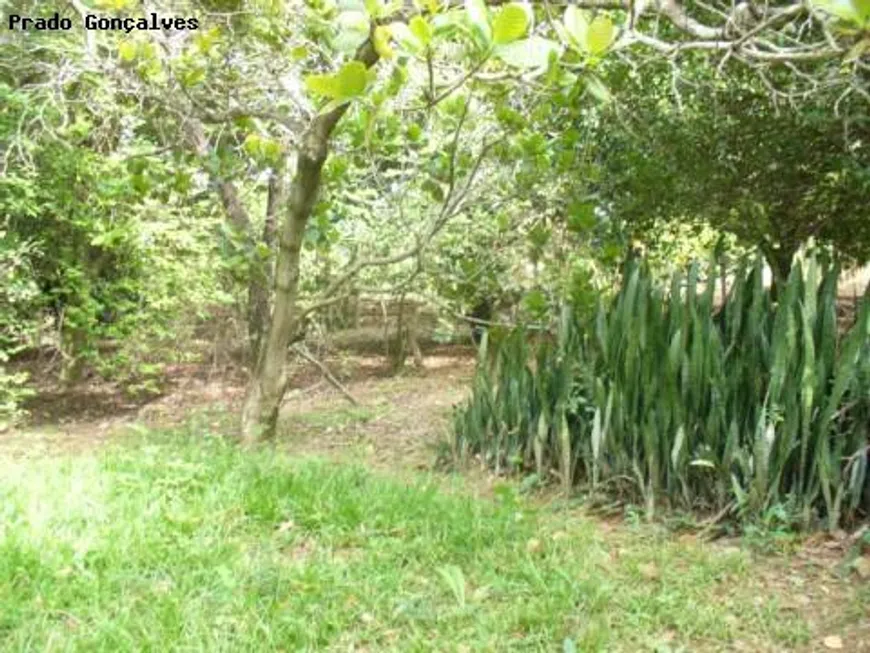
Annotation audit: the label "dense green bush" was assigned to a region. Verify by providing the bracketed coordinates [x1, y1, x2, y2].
[0, 230, 39, 427]
[0, 81, 236, 405]
[451, 256, 870, 530]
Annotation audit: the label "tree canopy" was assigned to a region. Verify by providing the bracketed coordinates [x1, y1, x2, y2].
[591, 63, 870, 279]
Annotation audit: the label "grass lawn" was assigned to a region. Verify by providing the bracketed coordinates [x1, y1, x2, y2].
[0, 429, 864, 652]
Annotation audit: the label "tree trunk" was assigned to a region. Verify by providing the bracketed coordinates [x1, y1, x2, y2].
[390, 294, 408, 373]
[762, 242, 797, 300]
[183, 118, 254, 233]
[408, 302, 424, 368]
[240, 146, 321, 442]
[239, 40, 377, 444]
[247, 165, 285, 363]
[60, 324, 88, 385]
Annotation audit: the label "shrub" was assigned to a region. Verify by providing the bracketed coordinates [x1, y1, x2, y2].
[451, 256, 870, 530]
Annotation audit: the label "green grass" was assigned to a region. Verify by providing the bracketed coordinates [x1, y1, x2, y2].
[0, 431, 822, 651]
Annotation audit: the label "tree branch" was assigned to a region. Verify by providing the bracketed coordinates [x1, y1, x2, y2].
[299, 111, 495, 314]
[291, 343, 360, 405]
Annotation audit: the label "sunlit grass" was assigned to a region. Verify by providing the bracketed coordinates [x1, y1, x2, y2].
[0, 430, 825, 651]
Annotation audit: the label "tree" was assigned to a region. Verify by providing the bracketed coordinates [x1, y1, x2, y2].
[3, 0, 867, 440]
[591, 65, 870, 282]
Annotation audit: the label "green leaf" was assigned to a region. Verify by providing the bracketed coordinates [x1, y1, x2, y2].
[562, 5, 588, 48]
[437, 565, 467, 608]
[494, 36, 560, 69]
[305, 73, 341, 99]
[193, 27, 221, 54]
[407, 123, 422, 141]
[585, 15, 614, 54]
[304, 61, 369, 102]
[390, 22, 422, 53]
[492, 3, 528, 45]
[334, 11, 370, 54]
[373, 25, 395, 59]
[118, 40, 138, 62]
[96, 0, 133, 9]
[243, 133, 262, 157]
[585, 75, 612, 103]
[409, 15, 433, 46]
[523, 289, 548, 316]
[422, 178, 445, 202]
[386, 63, 408, 95]
[261, 139, 283, 164]
[364, 0, 383, 18]
[181, 67, 206, 88]
[336, 61, 369, 97]
[853, 0, 870, 21]
[465, 0, 492, 46]
[671, 426, 685, 470]
[811, 0, 860, 22]
[567, 201, 596, 232]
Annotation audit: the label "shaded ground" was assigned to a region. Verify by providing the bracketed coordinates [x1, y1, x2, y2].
[277, 349, 475, 472]
[2, 345, 869, 650]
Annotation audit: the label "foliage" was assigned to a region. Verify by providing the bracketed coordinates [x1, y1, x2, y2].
[2, 0, 868, 435]
[592, 69, 870, 278]
[0, 78, 232, 396]
[0, 229, 39, 427]
[0, 352, 32, 431]
[452, 255, 870, 530]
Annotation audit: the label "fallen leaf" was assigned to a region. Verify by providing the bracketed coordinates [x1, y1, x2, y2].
[823, 635, 844, 649]
[526, 538, 543, 554]
[277, 519, 295, 533]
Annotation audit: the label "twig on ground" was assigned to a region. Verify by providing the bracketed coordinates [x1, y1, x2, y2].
[697, 501, 737, 539]
[291, 344, 360, 406]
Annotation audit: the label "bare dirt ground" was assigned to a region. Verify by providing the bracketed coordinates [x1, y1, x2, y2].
[276, 350, 475, 471]
[2, 345, 869, 651]
[0, 345, 476, 462]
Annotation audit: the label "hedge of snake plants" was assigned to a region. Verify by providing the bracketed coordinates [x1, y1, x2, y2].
[451, 257, 870, 529]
